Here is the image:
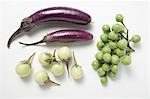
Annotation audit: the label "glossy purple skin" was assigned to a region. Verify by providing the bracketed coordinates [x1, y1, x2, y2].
[7, 7, 91, 48]
[28, 7, 91, 25]
[44, 29, 93, 42]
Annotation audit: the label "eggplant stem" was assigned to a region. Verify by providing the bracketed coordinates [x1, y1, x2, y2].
[50, 80, 60, 86]
[26, 52, 36, 64]
[120, 22, 135, 53]
[7, 27, 23, 48]
[73, 51, 78, 66]
[53, 49, 56, 57]
[45, 78, 60, 86]
[52, 49, 57, 62]
[65, 61, 70, 77]
[19, 39, 44, 46]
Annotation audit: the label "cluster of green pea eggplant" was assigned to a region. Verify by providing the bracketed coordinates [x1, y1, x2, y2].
[92, 14, 141, 85]
[15, 46, 84, 86]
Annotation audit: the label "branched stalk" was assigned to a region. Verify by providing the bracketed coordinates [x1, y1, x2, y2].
[121, 22, 135, 54]
[121, 22, 129, 39]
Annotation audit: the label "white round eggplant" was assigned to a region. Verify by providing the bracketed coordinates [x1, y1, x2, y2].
[50, 62, 65, 76]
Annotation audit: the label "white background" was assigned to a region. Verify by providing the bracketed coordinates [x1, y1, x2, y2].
[0, 0, 150, 99]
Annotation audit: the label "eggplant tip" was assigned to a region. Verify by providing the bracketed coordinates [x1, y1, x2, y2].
[7, 27, 24, 48]
[7, 40, 11, 48]
[7, 45, 10, 48]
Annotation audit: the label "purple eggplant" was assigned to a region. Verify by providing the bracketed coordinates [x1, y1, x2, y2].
[7, 7, 91, 48]
[19, 29, 93, 46]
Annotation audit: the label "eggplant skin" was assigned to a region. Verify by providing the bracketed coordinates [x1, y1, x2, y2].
[45, 29, 93, 42]
[28, 7, 91, 25]
[7, 7, 91, 48]
[19, 29, 93, 46]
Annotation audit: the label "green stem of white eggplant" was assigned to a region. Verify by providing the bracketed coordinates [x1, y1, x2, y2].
[26, 52, 36, 64]
[73, 51, 78, 67]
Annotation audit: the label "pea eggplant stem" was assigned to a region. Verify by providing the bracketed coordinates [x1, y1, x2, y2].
[120, 22, 135, 53]
[19, 29, 93, 46]
[7, 7, 91, 48]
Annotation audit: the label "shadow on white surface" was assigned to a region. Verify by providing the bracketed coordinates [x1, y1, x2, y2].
[20, 71, 33, 83]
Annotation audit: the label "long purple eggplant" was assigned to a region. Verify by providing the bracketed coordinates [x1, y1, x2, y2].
[7, 7, 91, 48]
[19, 29, 93, 46]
